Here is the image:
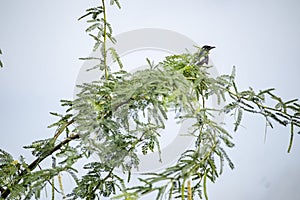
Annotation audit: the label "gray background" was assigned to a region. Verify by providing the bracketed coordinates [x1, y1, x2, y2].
[1, 0, 300, 199]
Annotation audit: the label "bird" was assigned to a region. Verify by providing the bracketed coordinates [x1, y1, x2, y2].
[196, 45, 215, 66]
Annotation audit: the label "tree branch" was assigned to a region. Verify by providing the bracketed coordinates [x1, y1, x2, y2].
[1, 133, 80, 199]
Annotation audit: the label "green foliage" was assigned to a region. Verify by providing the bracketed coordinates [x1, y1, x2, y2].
[110, 0, 121, 9]
[78, 0, 122, 77]
[72, 66, 195, 172]
[0, 146, 80, 200]
[67, 162, 123, 199]
[1, 0, 300, 200]
[0, 49, 3, 68]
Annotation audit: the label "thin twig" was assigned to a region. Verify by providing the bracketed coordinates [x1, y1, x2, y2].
[1, 132, 80, 199]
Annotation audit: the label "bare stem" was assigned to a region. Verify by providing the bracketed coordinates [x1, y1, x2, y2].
[102, 0, 108, 80]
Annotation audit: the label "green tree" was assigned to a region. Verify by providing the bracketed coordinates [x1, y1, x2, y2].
[1, 1, 299, 200]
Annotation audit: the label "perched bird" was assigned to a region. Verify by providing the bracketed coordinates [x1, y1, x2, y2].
[196, 45, 215, 66]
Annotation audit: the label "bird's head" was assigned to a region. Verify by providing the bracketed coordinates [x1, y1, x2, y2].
[202, 45, 215, 51]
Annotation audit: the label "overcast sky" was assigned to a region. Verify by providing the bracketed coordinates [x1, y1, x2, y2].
[1, 0, 300, 199]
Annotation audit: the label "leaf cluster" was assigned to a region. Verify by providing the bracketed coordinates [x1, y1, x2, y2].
[78, 0, 122, 74]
